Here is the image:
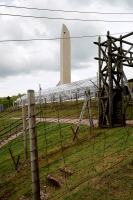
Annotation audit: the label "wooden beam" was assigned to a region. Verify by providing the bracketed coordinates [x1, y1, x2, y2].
[121, 32, 133, 39]
[111, 36, 133, 46]
[109, 52, 133, 59]
[94, 57, 115, 63]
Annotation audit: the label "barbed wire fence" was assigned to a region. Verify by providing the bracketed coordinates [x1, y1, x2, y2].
[0, 78, 133, 200]
[0, 102, 31, 200]
[35, 85, 133, 200]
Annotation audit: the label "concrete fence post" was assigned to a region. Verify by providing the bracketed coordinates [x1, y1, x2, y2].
[27, 90, 40, 200]
[22, 99, 28, 160]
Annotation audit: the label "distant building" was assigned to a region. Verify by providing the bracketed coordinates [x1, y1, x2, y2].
[0, 104, 4, 112]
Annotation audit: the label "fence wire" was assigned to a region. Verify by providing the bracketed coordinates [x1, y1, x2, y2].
[0, 87, 133, 200]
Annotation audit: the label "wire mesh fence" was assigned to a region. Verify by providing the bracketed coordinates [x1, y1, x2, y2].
[0, 86, 133, 200]
[0, 105, 31, 200]
[15, 77, 98, 106]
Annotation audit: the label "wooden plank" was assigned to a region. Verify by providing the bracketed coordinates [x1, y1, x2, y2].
[121, 31, 133, 39]
[73, 89, 93, 141]
[111, 36, 133, 46]
[123, 73, 133, 99]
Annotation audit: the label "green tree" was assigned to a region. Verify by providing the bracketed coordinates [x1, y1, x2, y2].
[7, 96, 11, 106]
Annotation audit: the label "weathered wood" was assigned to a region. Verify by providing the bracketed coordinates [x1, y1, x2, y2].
[94, 57, 133, 67]
[96, 31, 127, 127]
[22, 99, 28, 160]
[27, 90, 40, 200]
[98, 36, 102, 127]
[111, 36, 133, 46]
[120, 35, 124, 125]
[123, 63, 133, 67]
[121, 31, 133, 39]
[73, 88, 93, 140]
[109, 52, 133, 60]
[107, 31, 113, 127]
[73, 94, 88, 141]
[95, 31, 133, 127]
[8, 148, 18, 171]
[94, 41, 107, 47]
[87, 89, 94, 129]
[123, 73, 133, 98]
[94, 57, 115, 63]
[123, 44, 133, 56]
[122, 49, 133, 54]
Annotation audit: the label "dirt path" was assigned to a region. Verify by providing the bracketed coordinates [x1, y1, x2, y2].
[1, 118, 133, 148]
[0, 130, 25, 148]
[36, 118, 98, 126]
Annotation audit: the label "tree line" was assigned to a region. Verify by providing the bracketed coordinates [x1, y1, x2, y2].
[0, 93, 25, 110]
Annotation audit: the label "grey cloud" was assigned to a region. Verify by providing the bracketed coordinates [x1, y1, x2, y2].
[34, 28, 48, 38]
[68, 20, 104, 70]
[0, 40, 60, 78]
[64, 0, 94, 8]
[123, 0, 133, 9]
[0, 0, 131, 80]
[1, 0, 12, 4]
[0, 0, 103, 79]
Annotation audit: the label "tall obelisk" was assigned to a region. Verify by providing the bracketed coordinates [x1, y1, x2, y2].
[58, 24, 71, 85]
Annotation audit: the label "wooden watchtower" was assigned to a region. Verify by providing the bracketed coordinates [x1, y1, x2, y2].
[94, 31, 133, 128]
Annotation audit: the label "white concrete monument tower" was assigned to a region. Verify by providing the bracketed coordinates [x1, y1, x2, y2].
[58, 24, 71, 85]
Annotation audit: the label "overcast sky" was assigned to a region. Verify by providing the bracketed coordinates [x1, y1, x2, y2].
[0, 0, 133, 97]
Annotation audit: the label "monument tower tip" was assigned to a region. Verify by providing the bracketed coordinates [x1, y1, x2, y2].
[57, 24, 71, 86]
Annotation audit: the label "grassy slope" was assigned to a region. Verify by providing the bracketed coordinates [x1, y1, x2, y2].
[1, 121, 133, 200]
[0, 100, 133, 199]
[0, 118, 24, 140]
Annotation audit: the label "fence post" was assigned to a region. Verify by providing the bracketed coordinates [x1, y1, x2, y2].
[22, 99, 28, 160]
[27, 90, 40, 200]
[76, 91, 78, 107]
[44, 97, 46, 105]
[59, 94, 62, 106]
[87, 89, 94, 129]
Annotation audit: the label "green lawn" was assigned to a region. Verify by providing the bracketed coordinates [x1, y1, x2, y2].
[0, 100, 133, 199]
[0, 118, 25, 140]
[0, 121, 133, 200]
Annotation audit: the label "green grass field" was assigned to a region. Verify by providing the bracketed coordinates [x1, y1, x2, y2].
[0, 100, 133, 199]
[0, 118, 24, 140]
[1, 119, 133, 200]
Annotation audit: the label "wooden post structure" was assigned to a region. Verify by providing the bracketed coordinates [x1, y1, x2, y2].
[22, 99, 28, 160]
[27, 90, 40, 200]
[107, 31, 113, 127]
[98, 36, 102, 127]
[94, 31, 133, 128]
